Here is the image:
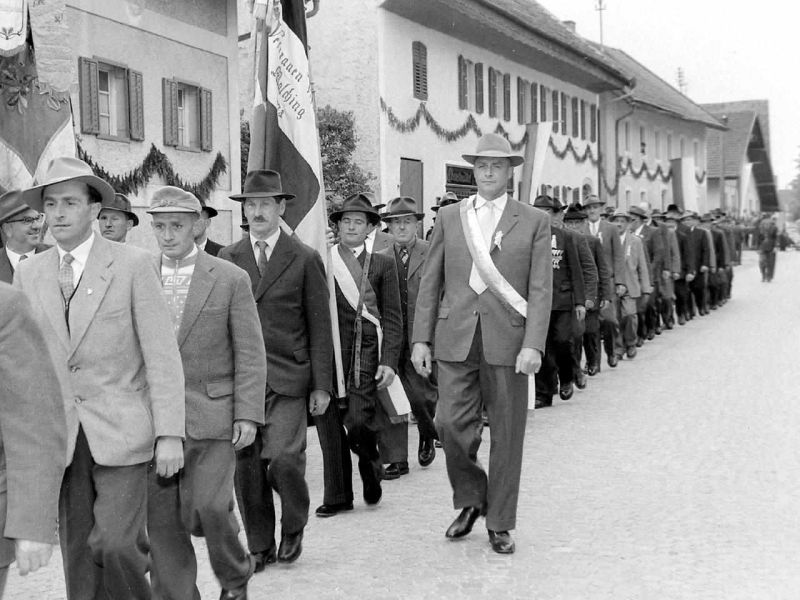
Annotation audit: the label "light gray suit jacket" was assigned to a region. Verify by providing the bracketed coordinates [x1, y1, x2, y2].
[14, 235, 185, 467]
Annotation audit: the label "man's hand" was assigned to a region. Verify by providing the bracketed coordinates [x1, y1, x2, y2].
[585, 299, 595, 311]
[672, 272, 680, 280]
[575, 305, 586, 321]
[325, 226, 336, 249]
[308, 389, 331, 416]
[374, 365, 395, 390]
[600, 299, 611, 309]
[15, 540, 53, 576]
[411, 342, 432, 377]
[232, 420, 257, 451]
[615, 284, 627, 297]
[515, 348, 542, 375]
[155, 436, 184, 478]
[662, 269, 671, 280]
[686, 272, 696, 283]
[700, 265, 709, 273]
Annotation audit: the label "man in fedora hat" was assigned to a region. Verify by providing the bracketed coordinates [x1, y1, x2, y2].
[426, 191, 459, 240]
[412, 133, 552, 554]
[220, 169, 333, 568]
[97, 193, 139, 244]
[629, 204, 664, 344]
[681, 211, 711, 315]
[665, 206, 696, 325]
[145, 186, 266, 600]
[15, 156, 186, 599]
[376, 196, 439, 477]
[195, 202, 224, 256]
[652, 208, 682, 330]
[328, 192, 403, 507]
[0, 190, 49, 283]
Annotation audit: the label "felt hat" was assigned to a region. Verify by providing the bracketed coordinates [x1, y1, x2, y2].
[329, 192, 381, 225]
[680, 210, 699, 221]
[147, 186, 202, 214]
[583, 194, 605, 208]
[628, 205, 648, 220]
[532, 195, 563, 211]
[462, 133, 524, 167]
[381, 196, 424, 221]
[610, 208, 632, 221]
[99, 193, 139, 226]
[432, 191, 459, 212]
[563, 203, 588, 221]
[230, 170, 295, 201]
[200, 203, 218, 218]
[23, 157, 115, 211]
[0, 190, 32, 224]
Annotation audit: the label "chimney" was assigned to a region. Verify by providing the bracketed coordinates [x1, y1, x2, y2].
[563, 20, 576, 33]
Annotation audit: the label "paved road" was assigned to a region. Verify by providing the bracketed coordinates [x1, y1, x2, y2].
[7, 250, 800, 599]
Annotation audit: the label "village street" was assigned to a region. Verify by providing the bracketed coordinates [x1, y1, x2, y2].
[8, 249, 800, 599]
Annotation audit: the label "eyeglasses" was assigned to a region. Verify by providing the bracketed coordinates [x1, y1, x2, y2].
[5, 215, 43, 225]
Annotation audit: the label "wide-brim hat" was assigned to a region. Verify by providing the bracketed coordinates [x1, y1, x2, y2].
[431, 192, 459, 212]
[610, 208, 632, 221]
[650, 209, 664, 220]
[99, 193, 139, 226]
[230, 170, 295, 201]
[462, 133, 524, 167]
[147, 186, 202, 214]
[381, 196, 424, 221]
[628, 205, 648, 220]
[329, 192, 381, 225]
[563, 203, 588, 221]
[532, 195, 563, 211]
[22, 157, 116, 211]
[200, 203, 218, 218]
[583, 194, 605, 208]
[0, 190, 32, 224]
[680, 210, 699, 221]
[699, 213, 712, 223]
[665, 203, 682, 214]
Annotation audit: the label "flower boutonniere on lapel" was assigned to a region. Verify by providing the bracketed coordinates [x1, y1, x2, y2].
[493, 231, 503, 250]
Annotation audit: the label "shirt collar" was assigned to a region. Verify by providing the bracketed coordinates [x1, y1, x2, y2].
[250, 228, 281, 253]
[57, 231, 94, 264]
[197, 238, 207, 251]
[161, 244, 198, 267]
[348, 244, 365, 257]
[474, 193, 508, 212]
[634, 224, 644, 236]
[395, 238, 416, 252]
[5, 246, 28, 262]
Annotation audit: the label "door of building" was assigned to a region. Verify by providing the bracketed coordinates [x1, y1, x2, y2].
[399, 158, 423, 236]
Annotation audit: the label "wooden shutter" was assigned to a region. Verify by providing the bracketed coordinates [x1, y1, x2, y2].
[412, 42, 428, 101]
[474, 63, 484, 114]
[560, 92, 567, 135]
[571, 97, 579, 137]
[78, 57, 100, 134]
[502, 73, 510, 121]
[516, 77, 524, 124]
[200, 88, 212, 151]
[551, 90, 559, 133]
[580, 99, 586, 140]
[531, 82, 538, 123]
[488, 67, 497, 118]
[127, 70, 145, 141]
[590, 103, 597, 142]
[540, 85, 547, 123]
[457, 55, 467, 110]
[162, 78, 178, 146]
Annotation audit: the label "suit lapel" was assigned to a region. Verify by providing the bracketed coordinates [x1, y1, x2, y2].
[177, 252, 215, 348]
[253, 231, 294, 301]
[37, 249, 70, 352]
[0, 249, 12, 283]
[490, 200, 519, 253]
[68, 238, 113, 355]
[229, 238, 260, 289]
[407, 242, 425, 277]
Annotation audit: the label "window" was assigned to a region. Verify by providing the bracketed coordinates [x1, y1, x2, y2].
[517, 77, 528, 124]
[573, 188, 580, 203]
[530, 83, 538, 123]
[640, 190, 647, 204]
[561, 92, 567, 135]
[412, 42, 428, 101]
[488, 68, 497, 118]
[625, 189, 631, 206]
[552, 90, 559, 133]
[680, 137, 685, 157]
[458, 55, 467, 109]
[667, 133, 673, 158]
[571, 97, 579, 137]
[661, 189, 668, 207]
[654, 131, 661, 159]
[693, 140, 699, 162]
[580, 100, 586, 140]
[639, 126, 646, 155]
[553, 186, 560, 202]
[79, 56, 144, 141]
[590, 103, 597, 142]
[474, 63, 484, 114]
[624, 121, 630, 152]
[540, 85, 547, 123]
[502, 73, 511, 121]
[163, 79, 212, 151]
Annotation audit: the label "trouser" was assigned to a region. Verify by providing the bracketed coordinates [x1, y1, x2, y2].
[675, 278, 692, 320]
[617, 296, 638, 351]
[378, 417, 408, 464]
[235, 391, 309, 555]
[435, 322, 528, 531]
[60, 427, 150, 600]
[600, 298, 622, 359]
[659, 295, 674, 326]
[574, 310, 597, 375]
[689, 273, 707, 314]
[759, 251, 776, 281]
[312, 402, 353, 506]
[725, 266, 733, 298]
[150, 438, 252, 599]
[582, 309, 602, 370]
[534, 310, 574, 398]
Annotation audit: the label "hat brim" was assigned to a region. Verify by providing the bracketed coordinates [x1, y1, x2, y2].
[462, 151, 524, 167]
[23, 174, 116, 212]
[611, 215, 632, 221]
[201, 206, 218, 217]
[146, 206, 200, 215]
[583, 200, 605, 208]
[229, 191, 295, 202]
[329, 209, 381, 225]
[0, 203, 30, 224]
[382, 210, 424, 221]
[98, 206, 139, 226]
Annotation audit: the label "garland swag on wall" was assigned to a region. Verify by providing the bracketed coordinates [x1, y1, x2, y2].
[77, 142, 227, 201]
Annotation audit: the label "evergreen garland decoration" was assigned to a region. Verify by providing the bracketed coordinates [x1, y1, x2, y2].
[77, 142, 227, 201]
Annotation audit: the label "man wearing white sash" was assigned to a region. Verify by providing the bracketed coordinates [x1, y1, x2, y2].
[412, 134, 552, 554]
[330, 193, 403, 507]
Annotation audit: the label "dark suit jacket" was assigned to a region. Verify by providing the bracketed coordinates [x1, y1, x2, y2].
[377, 238, 428, 349]
[584, 234, 614, 304]
[711, 227, 731, 268]
[203, 239, 224, 257]
[570, 231, 597, 308]
[0, 243, 50, 284]
[635, 223, 665, 280]
[335, 249, 403, 373]
[219, 232, 333, 397]
[688, 226, 710, 273]
[368, 229, 393, 253]
[166, 251, 267, 440]
[0, 283, 65, 565]
[675, 223, 696, 279]
[551, 227, 585, 312]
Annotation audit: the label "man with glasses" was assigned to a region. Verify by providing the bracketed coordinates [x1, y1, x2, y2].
[0, 190, 48, 283]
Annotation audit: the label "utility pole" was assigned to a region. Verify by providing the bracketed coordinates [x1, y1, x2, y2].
[677, 68, 688, 95]
[596, 0, 606, 46]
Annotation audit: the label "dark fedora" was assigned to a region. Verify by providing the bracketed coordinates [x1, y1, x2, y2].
[381, 197, 424, 221]
[229, 170, 295, 201]
[200, 202, 218, 218]
[0, 190, 32, 225]
[432, 191, 459, 212]
[532, 195, 563, 211]
[628, 205, 648, 220]
[563, 203, 587, 221]
[583, 194, 605, 208]
[329, 192, 381, 225]
[99, 193, 139, 226]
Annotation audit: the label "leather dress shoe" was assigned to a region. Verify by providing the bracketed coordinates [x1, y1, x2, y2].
[535, 395, 552, 409]
[559, 382, 574, 400]
[678, 315, 686, 325]
[359, 460, 383, 505]
[418, 438, 436, 467]
[587, 364, 599, 376]
[383, 462, 409, 480]
[646, 331, 655, 341]
[434, 439, 443, 448]
[626, 346, 637, 359]
[655, 325, 663, 335]
[219, 584, 248, 600]
[488, 530, 515, 554]
[277, 530, 303, 563]
[252, 546, 276, 573]
[575, 371, 587, 390]
[445, 506, 482, 539]
[635, 337, 644, 347]
[607, 354, 618, 368]
[315, 501, 353, 518]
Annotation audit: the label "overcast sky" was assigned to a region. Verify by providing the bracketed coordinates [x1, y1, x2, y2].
[536, 0, 799, 188]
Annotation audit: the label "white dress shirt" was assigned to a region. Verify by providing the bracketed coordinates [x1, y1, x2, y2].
[473, 193, 507, 246]
[5, 247, 31, 270]
[56, 233, 95, 287]
[589, 220, 600, 237]
[250, 228, 281, 263]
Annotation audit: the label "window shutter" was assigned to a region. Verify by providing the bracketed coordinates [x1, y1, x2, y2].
[580, 100, 586, 140]
[78, 57, 100, 134]
[457, 55, 467, 110]
[516, 77, 524, 124]
[502, 73, 510, 121]
[412, 42, 428, 101]
[474, 63, 484, 114]
[590, 103, 597, 142]
[127, 70, 145, 141]
[560, 92, 567, 135]
[540, 85, 547, 123]
[488, 67, 497, 118]
[162, 78, 178, 146]
[200, 88, 213, 151]
[552, 90, 559, 133]
[571, 97, 579, 137]
[531, 83, 538, 123]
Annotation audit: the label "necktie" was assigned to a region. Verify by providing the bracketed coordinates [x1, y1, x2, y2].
[18, 254, 28, 262]
[399, 246, 409, 265]
[255, 241, 268, 277]
[59, 253, 75, 303]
